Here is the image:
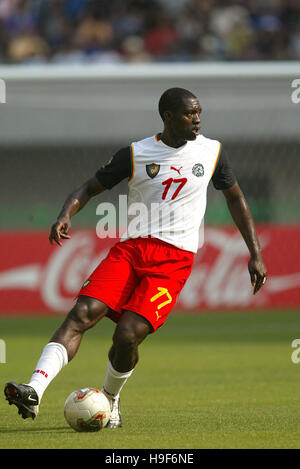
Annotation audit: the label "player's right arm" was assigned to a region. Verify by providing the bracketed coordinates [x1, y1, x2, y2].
[49, 146, 132, 246]
[49, 176, 106, 246]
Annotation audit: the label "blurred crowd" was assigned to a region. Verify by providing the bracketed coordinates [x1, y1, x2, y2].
[0, 0, 299, 64]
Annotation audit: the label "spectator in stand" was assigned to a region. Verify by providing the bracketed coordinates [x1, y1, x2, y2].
[37, 0, 73, 54]
[144, 9, 178, 60]
[64, 0, 90, 21]
[7, 32, 49, 63]
[3, 0, 37, 37]
[3, 0, 48, 63]
[121, 35, 153, 62]
[0, 0, 18, 21]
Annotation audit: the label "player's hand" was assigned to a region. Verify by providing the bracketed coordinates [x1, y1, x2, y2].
[248, 255, 267, 295]
[49, 216, 71, 246]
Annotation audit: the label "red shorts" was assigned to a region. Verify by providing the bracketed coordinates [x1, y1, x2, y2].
[78, 237, 194, 332]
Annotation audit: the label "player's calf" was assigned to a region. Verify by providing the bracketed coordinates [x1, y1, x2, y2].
[51, 296, 109, 361]
[110, 310, 152, 371]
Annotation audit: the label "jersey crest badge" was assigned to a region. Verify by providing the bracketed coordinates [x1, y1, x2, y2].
[192, 163, 204, 177]
[82, 279, 91, 288]
[146, 163, 160, 178]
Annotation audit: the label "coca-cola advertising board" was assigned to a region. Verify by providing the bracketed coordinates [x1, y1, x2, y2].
[0, 226, 299, 315]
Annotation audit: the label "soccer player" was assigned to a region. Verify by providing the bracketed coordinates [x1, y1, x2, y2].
[4, 88, 267, 427]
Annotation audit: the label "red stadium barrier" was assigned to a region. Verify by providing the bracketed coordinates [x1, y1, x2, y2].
[0, 226, 299, 315]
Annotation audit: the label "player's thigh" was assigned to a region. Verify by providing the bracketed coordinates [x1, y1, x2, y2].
[123, 274, 189, 332]
[78, 242, 138, 313]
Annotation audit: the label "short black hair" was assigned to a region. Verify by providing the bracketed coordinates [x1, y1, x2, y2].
[158, 87, 197, 121]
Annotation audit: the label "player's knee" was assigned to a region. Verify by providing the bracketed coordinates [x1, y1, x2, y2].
[113, 313, 151, 352]
[68, 297, 108, 331]
[113, 324, 139, 353]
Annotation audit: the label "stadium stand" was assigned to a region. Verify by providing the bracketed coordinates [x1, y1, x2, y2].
[0, 0, 299, 64]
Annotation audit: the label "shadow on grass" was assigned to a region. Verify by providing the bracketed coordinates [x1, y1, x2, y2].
[0, 426, 71, 433]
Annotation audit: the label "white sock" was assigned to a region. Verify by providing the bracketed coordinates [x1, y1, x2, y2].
[28, 342, 68, 403]
[101, 360, 134, 400]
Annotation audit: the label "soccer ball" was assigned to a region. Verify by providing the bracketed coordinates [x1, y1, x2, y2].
[64, 388, 111, 432]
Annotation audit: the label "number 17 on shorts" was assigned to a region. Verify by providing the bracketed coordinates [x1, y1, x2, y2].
[150, 287, 172, 322]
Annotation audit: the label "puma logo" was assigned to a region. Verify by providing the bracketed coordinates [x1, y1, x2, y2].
[170, 166, 183, 175]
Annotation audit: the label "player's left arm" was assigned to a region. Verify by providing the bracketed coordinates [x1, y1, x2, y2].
[222, 182, 267, 294]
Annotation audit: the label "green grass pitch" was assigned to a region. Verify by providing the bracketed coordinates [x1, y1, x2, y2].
[1, 311, 300, 449]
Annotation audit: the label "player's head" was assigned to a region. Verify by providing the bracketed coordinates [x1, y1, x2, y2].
[158, 88, 201, 141]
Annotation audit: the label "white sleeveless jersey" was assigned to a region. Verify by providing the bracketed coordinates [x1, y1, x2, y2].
[121, 134, 222, 253]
